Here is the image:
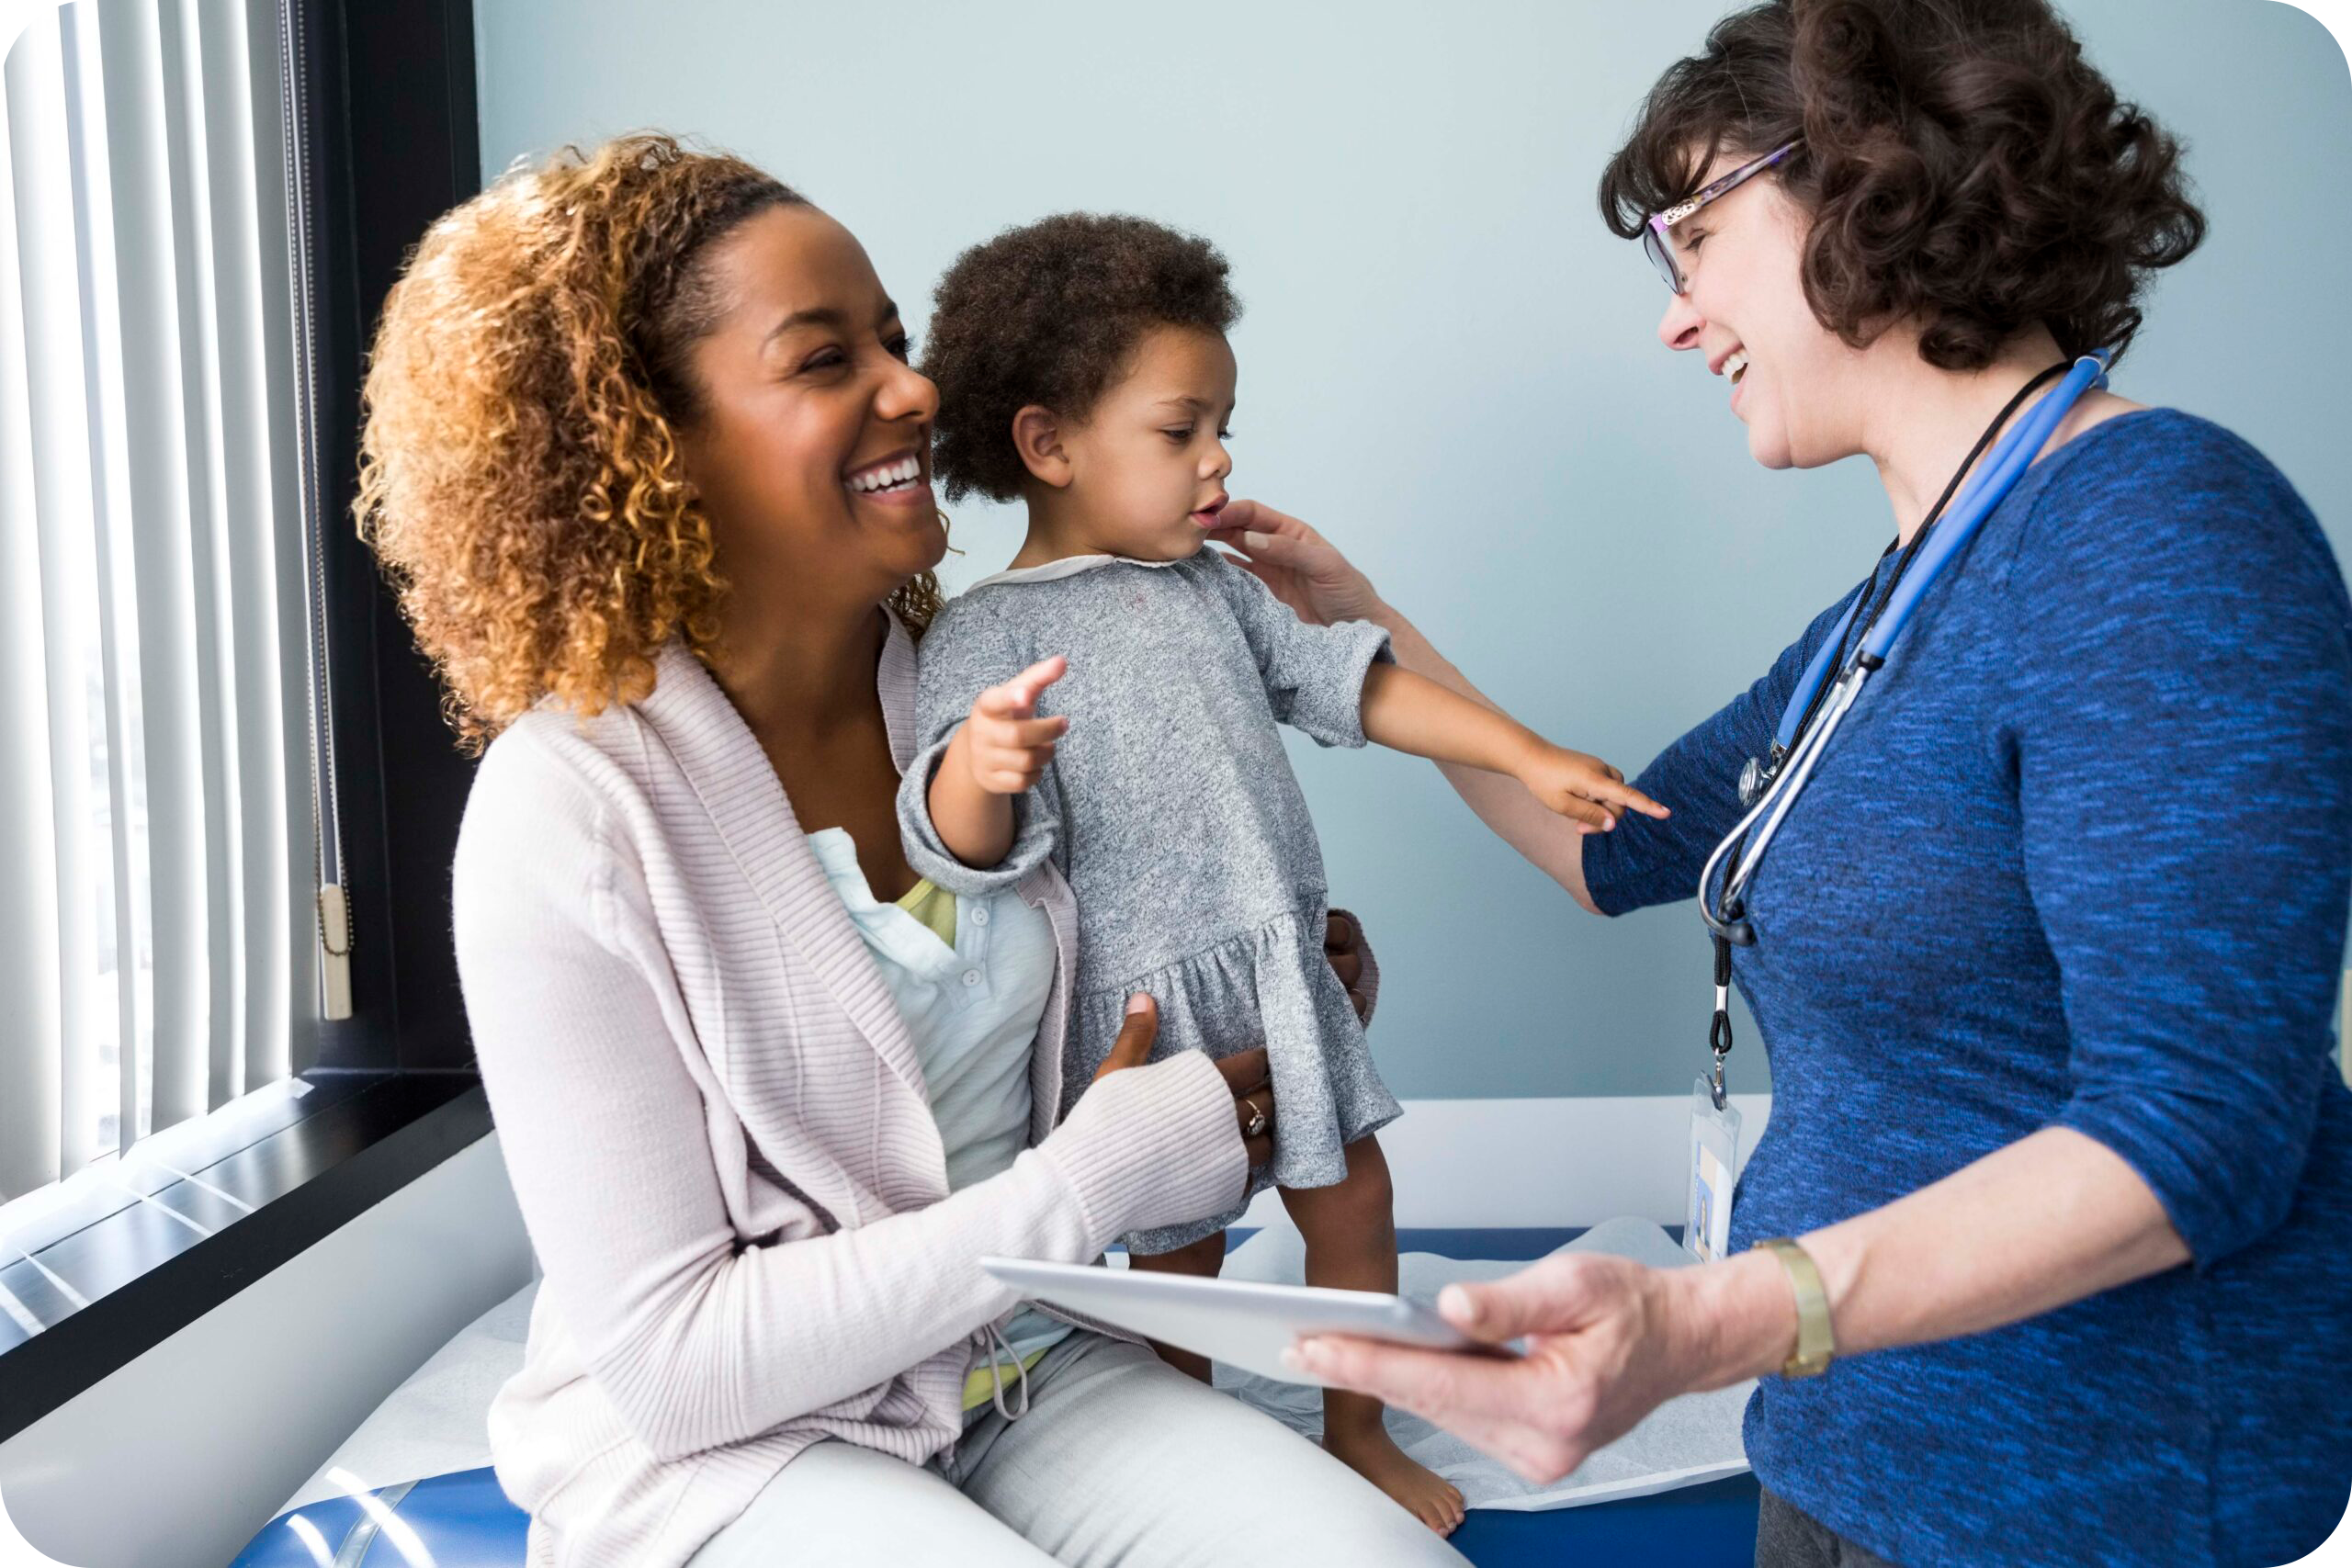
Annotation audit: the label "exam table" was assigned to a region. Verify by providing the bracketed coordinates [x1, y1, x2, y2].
[227, 1228, 1763, 1568]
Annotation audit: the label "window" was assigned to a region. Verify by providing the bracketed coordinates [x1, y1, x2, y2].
[0, 0, 322, 1213]
[0, 0, 485, 1442]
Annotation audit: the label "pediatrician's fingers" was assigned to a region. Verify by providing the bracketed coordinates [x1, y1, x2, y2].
[1436, 1255, 1607, 1344]
[1207, 499, 1388, 626]
[1217, 552, 1325, 626]
[1289, 1335, 1463, 1413]
[1215, 496, 1266, 533]
[1215, 518, 1303, 558]
[1208, 496, 1277, 541]
[1217, 548, 1276, 585]
[1216, 497, 1329, 551]
[1291, 1337, 1589, 1485]
[1206, 520, 1327, 623]
[1291, 1338, 1540, 1457]
[1091, 995, 1159, 1083]
[1226, 527, 1324, 577]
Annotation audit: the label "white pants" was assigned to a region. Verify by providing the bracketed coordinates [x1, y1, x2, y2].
[684, 1332, 1470, 1567]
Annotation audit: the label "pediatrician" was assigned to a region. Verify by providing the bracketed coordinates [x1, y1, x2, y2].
[1212, 1, 2352, 1563]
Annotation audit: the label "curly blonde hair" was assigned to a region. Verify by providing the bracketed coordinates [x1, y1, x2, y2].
[356, 131, 942, 750]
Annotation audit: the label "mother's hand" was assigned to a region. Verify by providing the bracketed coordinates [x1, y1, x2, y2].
[1206, 499, 1385, 627]
[1289, 1253, 1754, 1485]
[1323, 908, 1372, 1024]
[1091, 996, 1276, 1168]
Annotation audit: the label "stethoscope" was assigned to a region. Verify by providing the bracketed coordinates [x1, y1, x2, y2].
[1693, 351, 2111, 1107]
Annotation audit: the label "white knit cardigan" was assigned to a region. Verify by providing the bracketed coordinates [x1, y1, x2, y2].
[452, 615, 1256, 1568]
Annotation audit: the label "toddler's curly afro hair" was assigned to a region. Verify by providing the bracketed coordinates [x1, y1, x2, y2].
[922, 213, 1240, 503]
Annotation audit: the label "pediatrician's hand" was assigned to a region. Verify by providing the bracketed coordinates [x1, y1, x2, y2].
[1205, 499, 1385, 627]
[1288, 1252, 1778, 1485]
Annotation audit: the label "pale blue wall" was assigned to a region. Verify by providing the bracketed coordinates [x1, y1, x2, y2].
[474, 1, 2352, 1099]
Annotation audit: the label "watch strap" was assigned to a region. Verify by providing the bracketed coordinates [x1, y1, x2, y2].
[1751, 1236, 1835, 1378]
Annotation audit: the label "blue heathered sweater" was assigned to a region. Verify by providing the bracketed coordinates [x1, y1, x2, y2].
[1583, 410, 2352, 1568]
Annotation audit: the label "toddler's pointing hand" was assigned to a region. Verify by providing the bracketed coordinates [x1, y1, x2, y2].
[963, 657, 1070, 795]
[1516, 745, 1670, 836]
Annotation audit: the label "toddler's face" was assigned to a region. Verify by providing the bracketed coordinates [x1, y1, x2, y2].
[1061, 326, 1237, 560]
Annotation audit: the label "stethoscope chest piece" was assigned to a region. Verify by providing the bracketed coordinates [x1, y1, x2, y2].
[1736, 749, 1783, 808]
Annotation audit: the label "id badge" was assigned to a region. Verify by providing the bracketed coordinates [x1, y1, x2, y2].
[1685, 1079, 1743, 1263]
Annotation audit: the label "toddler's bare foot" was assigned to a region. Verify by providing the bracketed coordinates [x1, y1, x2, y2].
[1323, 1413, 1466, 1536]
[1277, 1140, 1462, 1533]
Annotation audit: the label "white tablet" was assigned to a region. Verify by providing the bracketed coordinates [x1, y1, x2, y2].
[980, 1256, 1517, 1387]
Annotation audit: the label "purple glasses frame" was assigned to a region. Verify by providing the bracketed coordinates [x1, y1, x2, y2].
[1641, 140, 1802, 295]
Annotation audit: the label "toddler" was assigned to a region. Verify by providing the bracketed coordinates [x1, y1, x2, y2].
[897, 213, 1664, 1534]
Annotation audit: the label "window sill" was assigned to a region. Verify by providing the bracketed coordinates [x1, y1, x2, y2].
[0, 1070, 490, 1445]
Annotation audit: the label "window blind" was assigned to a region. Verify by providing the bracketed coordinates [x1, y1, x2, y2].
[0, 0, 329, 1206]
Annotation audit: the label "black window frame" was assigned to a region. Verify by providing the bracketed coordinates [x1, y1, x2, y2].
[0, 0, 491, 1446]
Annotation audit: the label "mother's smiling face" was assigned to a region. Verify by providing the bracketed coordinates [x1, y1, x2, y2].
[675, 205, 945, 617]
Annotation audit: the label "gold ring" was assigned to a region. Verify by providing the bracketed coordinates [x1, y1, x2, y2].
[1242, 1097, 1268, 1137]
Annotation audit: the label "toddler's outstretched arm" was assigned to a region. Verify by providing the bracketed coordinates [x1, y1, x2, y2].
[930, 656, 1069, 869]
[1361, 665, 1668, 834]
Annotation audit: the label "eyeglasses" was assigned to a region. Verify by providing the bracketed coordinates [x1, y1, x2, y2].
[1641, 140, 1801, 296]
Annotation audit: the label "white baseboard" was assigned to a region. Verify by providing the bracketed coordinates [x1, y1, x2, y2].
[1237, 1093, 1772, 1232]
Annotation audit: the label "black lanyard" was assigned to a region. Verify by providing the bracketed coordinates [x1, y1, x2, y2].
[1704, 362, 2072, 1106]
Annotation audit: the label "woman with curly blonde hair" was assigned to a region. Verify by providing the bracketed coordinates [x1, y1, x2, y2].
[356, 132, 1464, 1568]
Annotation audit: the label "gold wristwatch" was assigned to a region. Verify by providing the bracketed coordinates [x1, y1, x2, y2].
[1751, 1237, 1836, 1378]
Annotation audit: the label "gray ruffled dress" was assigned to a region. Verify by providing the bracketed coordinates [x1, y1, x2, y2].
[898, 548, 1403, 1254]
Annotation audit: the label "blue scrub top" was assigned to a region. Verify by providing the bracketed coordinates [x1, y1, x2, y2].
[1584, 410, 2352, 1568]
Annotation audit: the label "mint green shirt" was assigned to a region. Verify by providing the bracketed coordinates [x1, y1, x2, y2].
[804, 828, 1073, 1410]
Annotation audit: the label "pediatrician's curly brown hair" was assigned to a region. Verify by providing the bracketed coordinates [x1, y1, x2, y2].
[1599, 0, 2205, 370]
[355, 132, 942, 750]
